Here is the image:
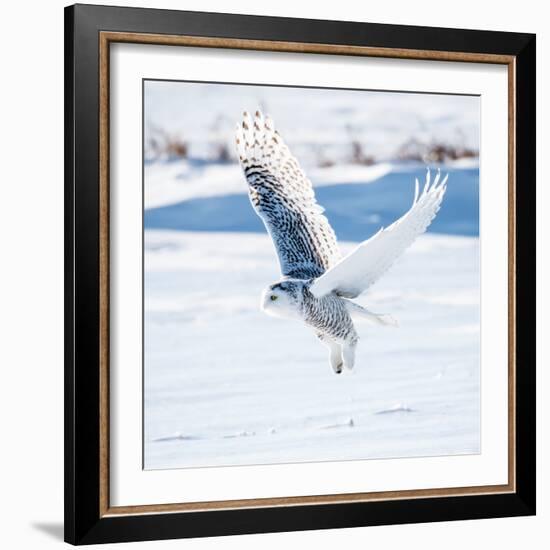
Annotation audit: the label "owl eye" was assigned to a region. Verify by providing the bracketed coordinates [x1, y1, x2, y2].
[270, 294, 278, 301]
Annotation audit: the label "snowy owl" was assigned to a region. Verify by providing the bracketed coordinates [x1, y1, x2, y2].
[235, 111, 448, 374]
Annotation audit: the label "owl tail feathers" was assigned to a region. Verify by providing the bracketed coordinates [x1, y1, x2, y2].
[345, 301, 399, 328]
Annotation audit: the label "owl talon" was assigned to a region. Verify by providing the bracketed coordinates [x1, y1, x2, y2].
[333, 363, 343, 374]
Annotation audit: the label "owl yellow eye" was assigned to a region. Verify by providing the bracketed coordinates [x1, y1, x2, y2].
[270, 294, 278, 301]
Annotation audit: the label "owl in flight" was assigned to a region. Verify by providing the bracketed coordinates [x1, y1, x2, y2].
[236, 111, 447, 374]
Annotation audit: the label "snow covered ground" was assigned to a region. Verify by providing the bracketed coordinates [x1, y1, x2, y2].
[144, 229, 480, 470]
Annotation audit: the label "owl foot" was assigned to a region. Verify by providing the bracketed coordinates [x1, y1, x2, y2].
[342, 340, 357, 371]
[332, 360, 344, 375]
[328, 342, 343, 374]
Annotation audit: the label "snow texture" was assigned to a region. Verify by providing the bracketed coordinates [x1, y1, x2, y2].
[144, 228, 480, 470]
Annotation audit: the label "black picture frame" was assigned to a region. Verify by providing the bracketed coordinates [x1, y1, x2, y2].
[65, 3, 536, 545]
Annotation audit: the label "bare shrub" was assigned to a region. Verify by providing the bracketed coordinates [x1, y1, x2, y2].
[146, 123, 189, 160]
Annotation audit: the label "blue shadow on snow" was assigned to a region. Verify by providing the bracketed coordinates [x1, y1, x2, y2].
[144, 168, 479, 240]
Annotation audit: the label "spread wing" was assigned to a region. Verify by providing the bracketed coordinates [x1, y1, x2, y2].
[310, 169, 448, 298]
[235, 111, 340, 279]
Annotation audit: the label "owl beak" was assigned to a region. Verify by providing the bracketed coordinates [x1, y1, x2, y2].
[260, 290, 272, 311]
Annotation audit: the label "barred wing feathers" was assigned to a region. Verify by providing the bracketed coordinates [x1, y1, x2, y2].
[310, 169, 448, 299]
[235, 111, 341, 280]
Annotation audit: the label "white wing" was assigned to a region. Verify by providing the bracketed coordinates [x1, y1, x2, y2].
[236, 111, 341, 279]
[309, 169, 448, 298]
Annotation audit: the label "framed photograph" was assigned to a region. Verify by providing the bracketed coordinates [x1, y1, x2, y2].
[64, 3, 536, 545]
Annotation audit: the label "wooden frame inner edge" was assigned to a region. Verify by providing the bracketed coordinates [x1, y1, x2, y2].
[99, 30, 111, 517]
[98, 31, 517, 517]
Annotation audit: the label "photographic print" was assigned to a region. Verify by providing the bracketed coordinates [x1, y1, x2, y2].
[143, 81, 480, 471]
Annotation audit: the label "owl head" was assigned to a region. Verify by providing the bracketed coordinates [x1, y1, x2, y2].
[261, 280, 304, 320]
